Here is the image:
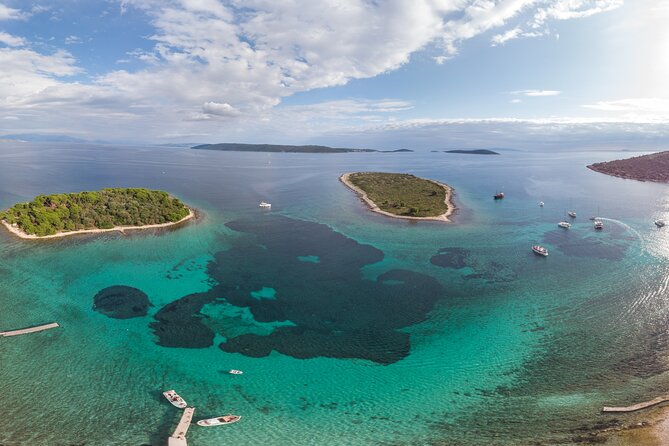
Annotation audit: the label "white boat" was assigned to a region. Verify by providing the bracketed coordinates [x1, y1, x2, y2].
[655, 220, 665, 228]
[532, 245, 548, 256]
[163, 390, 187, 409]
[568, 211, 576, 218]
[197, 415, 241, 427]
[259, 201, 271, 208]
[594, 220, 604, 230]
[227, 369, 243, 375]
[539, 201, 544, 207]
[558, 221, 571, 229]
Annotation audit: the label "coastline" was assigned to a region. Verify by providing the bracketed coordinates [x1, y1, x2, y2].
[339, 172, 455, 222]
[1, 207, 195, 240]
[602, 405, 669, 446]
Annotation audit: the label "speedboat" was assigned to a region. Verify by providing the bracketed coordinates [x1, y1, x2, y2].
[568, 211, 576, 218]
[594, 220, 604, 230]
[558, 221, 571, 229]
[259, 201, 271, 208]
[532, 245, 548, 256]
[494, 192, 504, 200]
[227, 369, 243, 375]
[539, 201, 544, 207]
[163, 390, 187, 409]
[655, 220, 665, 228]
[197, 415, 241, 427]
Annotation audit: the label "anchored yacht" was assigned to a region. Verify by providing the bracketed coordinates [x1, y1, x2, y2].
[197, 415, 241, 427]
[532, 245, 548, 256]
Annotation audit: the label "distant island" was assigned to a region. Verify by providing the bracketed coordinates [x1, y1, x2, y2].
[192, 143, 412, 153]
[0, 188, 193, 239]
[587, 151, 669, 183]
[444, 149, 500, 155]
[340, 172, 454, 222]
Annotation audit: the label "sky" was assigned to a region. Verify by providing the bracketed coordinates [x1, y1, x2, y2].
[1, 0, 668, 149]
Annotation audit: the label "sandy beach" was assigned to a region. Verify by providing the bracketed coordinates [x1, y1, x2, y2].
[1, 208, 195, 239]
[339, 173, 456, 222]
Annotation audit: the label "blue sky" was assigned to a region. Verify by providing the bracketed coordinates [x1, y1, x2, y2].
[1, 0, 668, 148]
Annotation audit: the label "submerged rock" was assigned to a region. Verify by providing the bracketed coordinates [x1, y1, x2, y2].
[93, 285, 152, 319]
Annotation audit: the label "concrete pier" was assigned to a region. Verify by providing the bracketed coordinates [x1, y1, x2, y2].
[602, 395, 669, 413]
[0, 322, 60, 337]
[168, 407, 195, 446]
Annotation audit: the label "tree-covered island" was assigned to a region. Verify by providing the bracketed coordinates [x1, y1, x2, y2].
[340, 172, 455, 222]
[0, 188, 193, 238]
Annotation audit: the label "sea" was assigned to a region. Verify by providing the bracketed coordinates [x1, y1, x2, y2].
[1, 142, 668, 446]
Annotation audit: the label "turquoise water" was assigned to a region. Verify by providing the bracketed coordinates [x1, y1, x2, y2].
[1, 143, 669, 445]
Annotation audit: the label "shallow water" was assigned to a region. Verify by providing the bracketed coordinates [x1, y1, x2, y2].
[1, 142, 669, 445]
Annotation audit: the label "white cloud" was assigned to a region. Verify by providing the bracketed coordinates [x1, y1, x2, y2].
[0, 31, 26, 47]
[202, 101, 240, 117]
[582, 98, 669, 122]
[492, 27, 523, 45]
[0, 0, 629, 141]
[511, 89, 561, 97]
[64, 35, 83, 45]
[0, 3, 24, 20]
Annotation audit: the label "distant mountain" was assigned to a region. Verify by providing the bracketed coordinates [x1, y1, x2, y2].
[444, 149, 500, 155]
[191, 143, 412, 153]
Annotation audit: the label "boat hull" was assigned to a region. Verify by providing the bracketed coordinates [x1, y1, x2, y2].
[197, 415, 241, 427]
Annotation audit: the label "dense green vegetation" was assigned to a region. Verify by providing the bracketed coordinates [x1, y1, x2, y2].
[192, 143, 413, 153]
[0, 188, 190, 236]
[347, 172, 449, 217]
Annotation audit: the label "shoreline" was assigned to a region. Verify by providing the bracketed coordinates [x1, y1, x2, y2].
[601, 404, 669, 446]
[339, 172, 456, 222]
[1, 207, 195, 240]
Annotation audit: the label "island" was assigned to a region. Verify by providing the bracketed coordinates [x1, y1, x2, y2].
[587, 151, 669, 183]
[340, 172, 455, 222]
[444, 149, 500, 155]
[0, 188, 194, 239]
[191, 143, 412, 153]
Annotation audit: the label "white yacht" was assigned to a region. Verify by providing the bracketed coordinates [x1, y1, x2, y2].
[197, 415, 241, 427]
[558, 221, 571, 229]
[227, 369, 243, 375]
[539, 201, 544, 207]
[568, 211, 576, 218]
[594, 220, 604, 230]
[163, 390, 187, 409]
[532, 245, 548, 256]
[259, 201, 271, 208]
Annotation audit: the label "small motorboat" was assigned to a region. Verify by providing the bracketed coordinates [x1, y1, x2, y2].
[655, 220, 666, 228]
[558, 221, 571, 229]
[163, 390, 187, 409]
[568, 211, 576, 218]
[594, 220, 604, 230]
[493, 192, 504, 200]
[259, 201, 271, 208]
[532, 245, 548, 256]
[589, 216, 596, 221]
[197, 415, 241, 427]
[227, 369, 243, 375]
[539, 201, 544, 207]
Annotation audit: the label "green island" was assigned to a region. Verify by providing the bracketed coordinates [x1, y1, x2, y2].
[340, 172, 454, 221]
[0, 188, 192, 238]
